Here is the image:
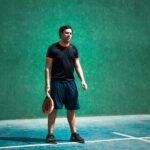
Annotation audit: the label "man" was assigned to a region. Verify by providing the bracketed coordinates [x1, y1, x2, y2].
[45, 25, 87, 144]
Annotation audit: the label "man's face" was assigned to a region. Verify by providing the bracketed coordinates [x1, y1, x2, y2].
[60, 29, 72, 43]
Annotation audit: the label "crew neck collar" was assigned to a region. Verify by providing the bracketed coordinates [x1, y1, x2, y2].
[58, 42, 70, 47]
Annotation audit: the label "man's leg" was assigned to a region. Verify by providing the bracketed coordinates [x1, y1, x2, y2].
[46, 109, 58, 144]
[67, 110, 84, 143]
[67, 110, 76, 133]
[48, 109, 58, 134]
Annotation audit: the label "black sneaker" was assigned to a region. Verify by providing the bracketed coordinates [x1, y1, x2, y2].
[70, 133, 85, 143]
[46, 134, 57, 144]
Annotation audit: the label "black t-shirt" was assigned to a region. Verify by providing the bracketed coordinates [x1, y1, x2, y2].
[46, 42, 79, 81]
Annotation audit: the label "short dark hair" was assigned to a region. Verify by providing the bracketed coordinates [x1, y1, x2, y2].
[59, 25, 73, 37]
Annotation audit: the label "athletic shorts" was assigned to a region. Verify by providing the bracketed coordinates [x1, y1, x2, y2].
[50, 80, 80, 110]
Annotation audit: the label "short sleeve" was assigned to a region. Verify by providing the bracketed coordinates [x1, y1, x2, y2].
[46, 46, 54, 60]
[73, 45, 79, 59]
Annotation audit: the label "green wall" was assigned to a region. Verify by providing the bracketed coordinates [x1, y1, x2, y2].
[0, 0, 150, 120]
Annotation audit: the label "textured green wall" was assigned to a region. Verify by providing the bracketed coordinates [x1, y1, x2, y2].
[0, 0, 150, 119]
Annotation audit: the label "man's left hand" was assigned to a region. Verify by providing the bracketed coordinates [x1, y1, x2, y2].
[82, 81, 88, 90]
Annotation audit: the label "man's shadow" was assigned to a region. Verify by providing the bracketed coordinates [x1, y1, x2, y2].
[0, 137, 44, 143]
[0, 137, 68, 143]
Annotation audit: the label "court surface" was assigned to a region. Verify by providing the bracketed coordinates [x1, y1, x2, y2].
[0, 115, 149, 150]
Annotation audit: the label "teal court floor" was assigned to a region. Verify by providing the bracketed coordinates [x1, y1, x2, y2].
[0, 115, 149, 150]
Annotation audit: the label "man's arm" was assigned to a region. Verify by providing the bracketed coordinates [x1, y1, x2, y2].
[45, 59, 53, 96]
[75, 59, 88, 90]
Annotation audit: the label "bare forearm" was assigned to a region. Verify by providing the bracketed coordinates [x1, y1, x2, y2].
[45, 60, 53, 96]
[76, 66, 85, 82]
[75, 59, 88, 90]
[45, 68, 51, 87]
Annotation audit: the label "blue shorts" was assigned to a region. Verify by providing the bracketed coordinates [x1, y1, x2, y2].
[50, 80, 80, 110]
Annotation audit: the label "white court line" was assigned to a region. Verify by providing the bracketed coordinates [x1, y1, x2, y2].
[0, 137, 150, 149]
[0, 138, 133, 149]
[113, 132, 150, 143]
